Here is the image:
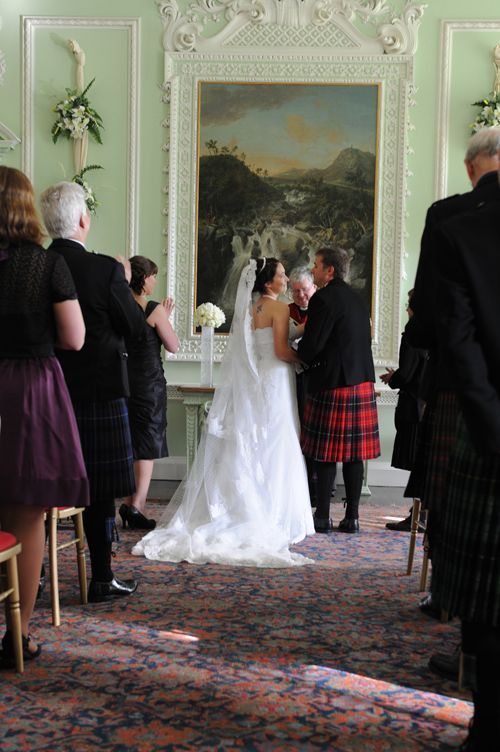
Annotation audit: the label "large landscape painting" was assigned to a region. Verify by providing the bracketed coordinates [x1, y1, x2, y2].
[195, 82, 380, 333]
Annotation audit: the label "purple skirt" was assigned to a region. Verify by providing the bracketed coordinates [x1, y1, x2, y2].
[0, 357, 89, 508]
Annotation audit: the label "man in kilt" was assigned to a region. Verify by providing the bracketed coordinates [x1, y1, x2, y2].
[433, 190, 500, 751]
[297, 247, 380, 533]
[403, 129, 500, 679]
[40, 182, 145, 602]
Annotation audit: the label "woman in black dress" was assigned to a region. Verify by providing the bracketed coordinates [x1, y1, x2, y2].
[0, 167, 88, 666]
[119, 256, 179, 530]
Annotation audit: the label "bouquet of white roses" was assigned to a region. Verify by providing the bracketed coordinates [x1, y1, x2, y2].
[194, 302, 226, 328]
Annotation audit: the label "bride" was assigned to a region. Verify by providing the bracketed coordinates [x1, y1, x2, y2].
[132, 257, 315, 567]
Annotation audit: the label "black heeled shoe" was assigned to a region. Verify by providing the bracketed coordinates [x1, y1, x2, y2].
[119, 503, 156, 530]
[1, 631, 41, 669]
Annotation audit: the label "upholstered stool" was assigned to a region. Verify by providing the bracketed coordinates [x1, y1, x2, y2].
[0, 531, 23, 672]
[46, 508, 87, 627]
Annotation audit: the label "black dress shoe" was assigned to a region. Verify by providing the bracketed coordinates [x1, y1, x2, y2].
[88, 577, 138, 603]
[313, 516, 334, 533]
[419, 594, 443, 620]
[385, 514, 426, 532]
[119, 503, 156, 530]
[428, 644, 460, 681]
[337, 517, 359, 533]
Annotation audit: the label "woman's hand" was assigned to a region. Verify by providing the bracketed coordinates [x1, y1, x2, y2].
[379, 368, 395, 384]
[162, 297, 175, 319]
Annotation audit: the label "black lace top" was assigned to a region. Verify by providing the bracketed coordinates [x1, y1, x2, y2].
[0, 243, 77, 358]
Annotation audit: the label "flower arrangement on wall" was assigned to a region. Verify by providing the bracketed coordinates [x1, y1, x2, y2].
[51, 78, 103, 144]
[470, 93, 500, 132]
[51, 40, 104, 214]
[470, 45, 500, 133]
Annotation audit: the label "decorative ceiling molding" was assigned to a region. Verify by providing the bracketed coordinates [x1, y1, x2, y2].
[157, 0, 425, 55]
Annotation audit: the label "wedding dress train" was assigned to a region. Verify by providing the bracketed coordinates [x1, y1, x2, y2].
[132, 263, 314, 567]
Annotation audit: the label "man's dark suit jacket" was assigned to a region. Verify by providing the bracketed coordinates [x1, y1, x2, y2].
[297, 277, 375, 394]
[436, 196, 500, 454]
[406, 171, 500, 395]
[50, 238, 144, 402]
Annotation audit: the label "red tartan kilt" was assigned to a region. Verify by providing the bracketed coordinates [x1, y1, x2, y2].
[301, 381, 380, 463]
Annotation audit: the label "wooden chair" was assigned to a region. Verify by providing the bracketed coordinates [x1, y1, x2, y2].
[406, 498, 426, 575]
[46, 507, 87, 627]
[0, 531, 23, 672]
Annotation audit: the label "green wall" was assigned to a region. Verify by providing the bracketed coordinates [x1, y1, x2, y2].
[2, 0, 500, 469]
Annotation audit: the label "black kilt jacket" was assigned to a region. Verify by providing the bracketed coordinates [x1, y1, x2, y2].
[405, 170, 500, 397]
[436, 195, 500, 454]
[297, 277, 375, 394]
[50, 239, 145, 402]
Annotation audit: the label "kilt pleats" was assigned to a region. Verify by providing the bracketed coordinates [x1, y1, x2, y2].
[73, 398, 135, 504]
[436, 414, 500, 627]
[404, 391, 459, 508]
[301, 381, 380, 463]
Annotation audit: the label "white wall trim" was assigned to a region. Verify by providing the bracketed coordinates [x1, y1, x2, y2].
[152, 455, 407, 486]
[22, 16, 140, 255]
[436, 19, 500, 201]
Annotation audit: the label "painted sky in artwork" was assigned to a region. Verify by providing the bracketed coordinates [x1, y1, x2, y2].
[199, 82, 379, 176]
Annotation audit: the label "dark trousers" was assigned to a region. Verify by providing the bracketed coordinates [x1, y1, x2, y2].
[83, 500, 116, 582]
[314, 460, 363, 520]
[462, 621, 500, 744]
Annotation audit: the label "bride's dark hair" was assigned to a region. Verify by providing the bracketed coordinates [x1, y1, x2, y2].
[252, 257, 280, 294]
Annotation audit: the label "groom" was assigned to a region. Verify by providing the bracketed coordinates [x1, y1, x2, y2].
[297, 247, 380, 533]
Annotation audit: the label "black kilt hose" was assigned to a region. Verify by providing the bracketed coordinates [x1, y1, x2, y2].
[73, 398, 135, 504]
[301, 381, 380, 462]
[434, 413, 500, 627]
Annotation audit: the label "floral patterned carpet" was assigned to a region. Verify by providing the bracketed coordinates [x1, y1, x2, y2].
[0, 497, 471, 751]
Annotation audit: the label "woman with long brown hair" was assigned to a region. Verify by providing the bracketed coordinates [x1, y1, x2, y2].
[0, 167, 88, 667]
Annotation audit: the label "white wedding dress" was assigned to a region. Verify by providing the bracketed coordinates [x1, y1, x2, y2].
[132, 262, 315, 568]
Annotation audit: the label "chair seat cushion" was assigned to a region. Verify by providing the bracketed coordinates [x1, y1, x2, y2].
[0, 531, 18, 552]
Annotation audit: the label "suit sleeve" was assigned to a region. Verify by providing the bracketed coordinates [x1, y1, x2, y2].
[436, 226, 500, 453]
[405, 208, 439, 350]
[297, 293, 335, 364]
[388, 334, 425, 396]
[108, 262, 145, 339]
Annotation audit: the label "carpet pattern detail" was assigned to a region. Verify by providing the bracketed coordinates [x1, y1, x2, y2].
[0, 502, 470, 751]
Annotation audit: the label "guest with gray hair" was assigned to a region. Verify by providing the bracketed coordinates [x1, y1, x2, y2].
[403, 126, 500, 678]
[288, 266, 316, 327]
[39, 181, 145, 603]
[288, 265, 318, 503]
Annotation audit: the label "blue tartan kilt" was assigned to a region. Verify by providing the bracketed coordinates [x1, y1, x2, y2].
[301, 381, 380, 463]
[435, 413, 500, 627]
[73, 398, 135, 504]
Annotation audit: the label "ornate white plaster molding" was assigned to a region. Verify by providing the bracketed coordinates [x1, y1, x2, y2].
[0, 47, 21, 157]
[22, 17, 140, 254]
[161, 52, 413, 364]
[158, 1, 424, 365]
[157, 0, 425, 55]
[436, 19, 500, 200]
